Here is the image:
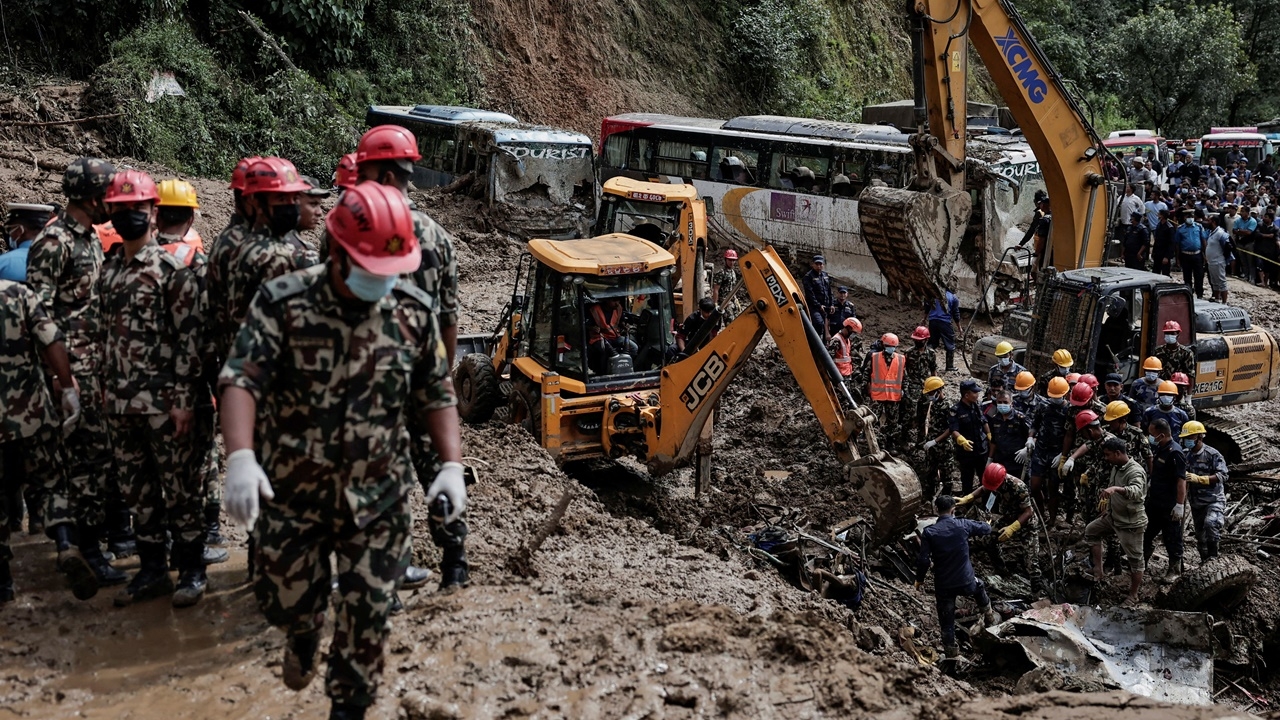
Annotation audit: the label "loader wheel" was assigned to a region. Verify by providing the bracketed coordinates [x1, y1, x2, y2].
[1164, 555, 1257, 613]
[508, 380, 542, 441]
[454, 353, 500, 424]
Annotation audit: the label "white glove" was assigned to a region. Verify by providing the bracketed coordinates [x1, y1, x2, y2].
[224, 448, 274, 529]
[60, 388, 81, 434]
[1014, 447, 1029, 465]
[1172, 503, 1186, 520]
[1060, 457, 1075, 477]
[427, 461, 468, 524]
[1024, 437, 1036, 452]
[923, 439, 937, 451]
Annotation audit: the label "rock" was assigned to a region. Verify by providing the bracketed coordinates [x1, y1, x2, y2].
[857, 625, 894, 653]
[401, 690, 462, 720]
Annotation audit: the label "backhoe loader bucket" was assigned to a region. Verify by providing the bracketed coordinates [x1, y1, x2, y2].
[857, 184, 972, 301]
[850, 452, 923, 543]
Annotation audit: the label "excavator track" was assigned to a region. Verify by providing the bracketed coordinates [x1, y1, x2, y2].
[1199, 413, 1266, 466]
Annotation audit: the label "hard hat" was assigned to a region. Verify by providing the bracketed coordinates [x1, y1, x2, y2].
[910, 326, 930, 341]
[995, 341, 1014, 357]
[1103, 400, 1131, 422]
[923, 376, 945, 395]
[1047, 376, 1070, 398]
[1066, 372, 1081, 385]
[724, 248, 738, 260]
[356, 124, 422, 170]
[1179, 420, 1207, 438]
[244, 157, 312, 195]
[325, 182, 421, 276]
[981, 463, 1007, 492]
[1014, 371, 1036, 391]
[843, 317, 863, 333]
[230, 156, 262, 192]
[1163, 320, 1182, 333]
[1171, 372, 1191, 386]
[1157, 380, 1178, 395]
[1052, 349, 1073, 368]
[1078, 373, 1099, 390]
[104, 169, 159, 204]
[881, 333, 900, 347]
[156, 179, 199, 208]
[1069, 382, 1094, 406]
[63, 157, 117, 200]
[333, 153, 359, 190]
[1142, 356, 1163, 371]
[1074, 409, 1101, 430]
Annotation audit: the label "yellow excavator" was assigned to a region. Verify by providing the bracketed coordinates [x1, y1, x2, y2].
[453, 234, 921, 541]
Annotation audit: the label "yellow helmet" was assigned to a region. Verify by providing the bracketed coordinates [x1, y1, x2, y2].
[1157, 380, 1178, 395]
[1014, 371, 1036, 391]
[1052, 349, 1073, 368]
[922, 376, 945, 395]
[1179, 420, 1207, 438]
[1103, 400, 1131, 422]
[995, 341, 1015, 357]
[1142, 356, 1163, 372]
[1047, 376, 1070, 398]
[157, 178, 200, 208]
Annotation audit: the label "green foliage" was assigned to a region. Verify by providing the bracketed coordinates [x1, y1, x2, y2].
[729, 0, 831, 110]
[260, 0, 367, 68]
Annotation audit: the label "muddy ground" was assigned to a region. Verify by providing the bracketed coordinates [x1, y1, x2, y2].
[2, 112, 1279, 717]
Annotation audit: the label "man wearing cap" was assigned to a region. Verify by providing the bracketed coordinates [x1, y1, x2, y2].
[1181, 421, 1227, 563]
[915, 494, 998, 659]
[943, 378, 988, 494]
[925, 286, 962, 372]
[298, 176, 330, 234]
[1102, 374, 1140, 427]
[987, 341, 1025, 394]
[0, 203, 55, 281]
[1175, 210, 1207, 298]
[1143, 418, 1186, 584]
[827, 285, 856, 337]
[218, 182, 463, 720]
[801, 255, 833, 340]
[712, 249, 740, 321]
[1084, 437, 1148, 606]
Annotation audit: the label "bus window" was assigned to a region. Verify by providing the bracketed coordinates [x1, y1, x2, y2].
[769, 150, 829, 193]
[603, 134, 630, 169]
[654, 140, 710, 180]
[711, 147, 759, 185]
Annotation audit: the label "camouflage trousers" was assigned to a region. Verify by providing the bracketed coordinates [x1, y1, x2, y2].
[974, 522, 1042, 587]
[61, 372, 115, 528]
[1191, 499, 1226, 560]
[253, 486, 412, 708]
[1, 430, 65, 560]
[871, 400, 903, 453]
[107, 413, 203, 545]
[922, 445, 956, 500]
[193, 404, 222, 511]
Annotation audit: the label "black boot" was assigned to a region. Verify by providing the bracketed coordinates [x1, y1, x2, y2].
[7, 486, 23, 532]
[402, 565, 432, 590]
[0, 558, 13, 603]
[25, 497, 43, 536]
[438, 546, 470, 593]
[79, 525, 128, 586]
[282, 630, 321, 691]
[1206, 539, 1220, 562]
[54, 524, 98, 601]
[173, 541, 208, 608]
[113, 541, 173, 607]
[106, 499, 136, 559]
[203, 505, 228, 548]
[945, 349, 957, 372]
[329, 703, 367, 720]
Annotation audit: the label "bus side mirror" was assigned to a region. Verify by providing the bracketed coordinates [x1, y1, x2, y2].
[702, 196, 715, 214]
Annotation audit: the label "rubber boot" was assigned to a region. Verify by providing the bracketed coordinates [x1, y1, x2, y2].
[173, 541, 208, 608]
[329, 704, 367, 720]
[1206, 539, 1220, 562]
[945, 350, 957, 372]
[6, 486, 23, 532]
[25, 497, 43, 536]
[113, 541, 173, 607]
[203, 505, 228, 548]
[943, 643, 960, 658]
[106, 501, 137, 560]
[54, 524, 98, 601]
[79, 525, 128, 586]
[282, 630, 321, 691]
[402, 565, 432, 590]
[1159, 556, 1181, 585]
[0, 558, 14, 603]
[438, 546, 470, 593]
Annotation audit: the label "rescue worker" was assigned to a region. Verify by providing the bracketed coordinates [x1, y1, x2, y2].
[1180, 421, 1228, 563]
[1142, 381, 1189, 440]
[943, 378, 988, 494]
[988, 388, 1031, 478]
[1102, 373, 1140, 427]
[219, 183, 464, 720]
[0, 279, 81, 602]
[827, 317, 861, 381]
[801, 255, 833, 338]
[332, 152, 358, 192]
[712, 249, 740, 321]
[1011, 371, 1041, 417]
[925, 287, 961, 372]
[1063, 410, 1112, 514]
[915, 494, 998, 659]
[26, 157, 125, 596]
[957, 463, 1040, 594]
[988, 341, 1026, 393]
[96, 170, 208, 608]
[1083, 437, 1148, 606]
[1144, 418, 1187, 584]
[675, 297, 718, 356]
[902, 326, 936, 447]
[867, 333, 906, 452]
[298, 176, 329, 232]
[1057, 380, 1107, 522]
[1025, 377, 1071, 524]
[1131, 356, 1164, 413]
[1154, 320, 1196, 387]
[1103, 401, 1153, 470]
[1038, 348, 1074, 396]
[208, 156, 262, 362]
[0, 203, 55, 281]
[828, 285, 857, 336]
[1171, 372, 1196, 420]
[919, 376, 952, 500]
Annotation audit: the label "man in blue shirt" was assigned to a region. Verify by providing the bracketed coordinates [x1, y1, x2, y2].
[0, 203, 56, 282]
[1175, 210, 1206, 298]
[925, 287, 961, 371]
[917, 495, 997, 658]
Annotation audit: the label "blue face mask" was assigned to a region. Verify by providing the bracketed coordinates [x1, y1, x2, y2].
[1148, 435, 1159, 446]
[1000, 357, 1012, 367]
[345, 263, 398, 302]
[1145, 371, 1159, 383]
[1182, 438, 1197, 449]
[1165, 334, 1179, 345]
[997, 403, 1012, 414]
[1159, 395, 1174, 407]
[884, 346, 896, 356]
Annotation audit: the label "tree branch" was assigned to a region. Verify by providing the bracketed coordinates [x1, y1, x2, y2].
[237, 10, 299, 72]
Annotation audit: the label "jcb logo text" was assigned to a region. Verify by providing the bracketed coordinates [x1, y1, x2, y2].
[681, 352, 728, 411]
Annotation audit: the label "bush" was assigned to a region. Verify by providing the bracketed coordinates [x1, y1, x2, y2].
[729, 0, 831, 110]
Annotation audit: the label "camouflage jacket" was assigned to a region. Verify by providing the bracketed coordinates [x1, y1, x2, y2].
[1117, 423, 1153, 469]
[218, 264, 457, 528]
[1066, 399, 1108, 450]
[223, 228, 317, 355]
[712, 266, 738, 299]
[987, 360, 1027, 394]
[407, 208, 458, 327]
[25, 213, 103, 373]
[992, 476, 1035, 527]
[1012, 390, 1042, 418]
[0, 280, 64, 442]
[207, 215, 251, 360]
[922, 395, 951, 443]
[903, 345, 937, 396]
[96, 242, 203, 414]
[1077, 429, 1117, 487]
[1154, 342, 1196, 384]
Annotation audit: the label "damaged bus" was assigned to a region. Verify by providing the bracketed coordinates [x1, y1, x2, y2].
[367, 104, 596, 239]
[598, 113, 1044, 309]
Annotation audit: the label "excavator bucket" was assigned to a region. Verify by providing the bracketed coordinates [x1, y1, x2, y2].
[857, 184, 972, 301]
[850, 452, 923, 544]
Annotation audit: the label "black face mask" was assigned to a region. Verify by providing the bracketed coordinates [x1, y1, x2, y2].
[268, 204, 300, 235]
[109, 208, 151, 241]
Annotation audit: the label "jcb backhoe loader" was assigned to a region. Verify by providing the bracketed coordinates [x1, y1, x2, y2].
[452, 233, 921, 541]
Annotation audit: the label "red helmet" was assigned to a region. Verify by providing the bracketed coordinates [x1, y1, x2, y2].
[881, 333, 900, 347]
[1171, 372, 1191, 386]
[1065, 372, 1081, 385]
[1069, 381, 1094, 406]
[104, 169, 159, 203]
[910, 325, 930, 341]
[333, 153, 359, 190]
[356, 125, 422, 165]
[230, 156, 262, 191]
[843, 317, 863, 333]
[1074, 409, 1100, 430]
[244, 157, 312, 195]
[1163, 320, 1182, 333]
[723, 248, 738, 260]
[982, 463, 1007, 491]
[1078, 373, 1099, 390]
[325, 182, 420, 275]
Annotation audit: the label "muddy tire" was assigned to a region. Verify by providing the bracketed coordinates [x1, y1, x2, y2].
[454, 353, 500, 424]
[1165, 554, 1257, 612]
[508, 379, 542, 441]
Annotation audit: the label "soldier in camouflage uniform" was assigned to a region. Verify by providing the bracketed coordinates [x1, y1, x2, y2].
[1038, 348, 1075, 396]
[1182, 422, 1228, 562]
[95, 171, 209, 608]
[1171, 372, 1197, 421]
[1059, 381, 1108, 523]
[218, 183, 464, 720]
[1062, 410, 1115, 513]
[356, 124, 470, 591]
[1011, 371, 1041, 417]
[902, 326, 936, 448]
[0, 280, 83, 601]
[918, 376, 953, 499]
[1154, 320, 1196, 390]
[957, 463, 1042, 592]
[712, 249, 741, 321]
[26, 157, 135, 593]
[208, 156, 260, 364]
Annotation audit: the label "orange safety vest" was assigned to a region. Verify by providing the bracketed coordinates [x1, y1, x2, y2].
[831, 334, 853, 377]
[869, 351, 905, 401]
[97, 222, 204, 257]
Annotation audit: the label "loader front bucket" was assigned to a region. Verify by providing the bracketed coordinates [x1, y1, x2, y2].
[850, 452, 923, 544]
[857, 184, 972, 301]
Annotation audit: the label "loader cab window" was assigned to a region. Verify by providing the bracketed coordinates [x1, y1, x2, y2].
[578, 271, 673, 379]
[595, 195, 681, 244]
[1154, 289, 1194, 347]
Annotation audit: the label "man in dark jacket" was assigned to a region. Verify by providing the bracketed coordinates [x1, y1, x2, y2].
[917, 495, 998, 659]
[801, 255, 833, 339]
